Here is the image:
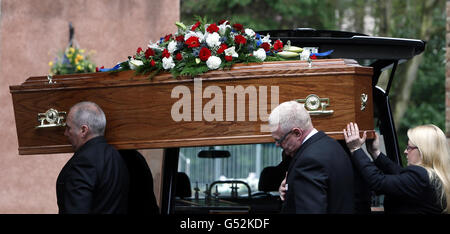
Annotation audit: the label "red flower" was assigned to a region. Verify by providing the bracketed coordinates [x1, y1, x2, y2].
[162, 49, 170, 58]
[145, 48, 155, 58]
[234, 35, 247, 45]
[260, 42, 271, 52]
[191, 21, 201, 31]
[199, 47, 211, 61]
[310, 54, 317, 60]
[164, 34, 172, 42]
[273, 39, 283, 51]
[217, 44, 228, 54]
[175, 53, 183, 61]
[232, 23, 243, 32]
[175, 35, 184, 42]
[206, 23, 219, 33]
[95, 66, 104, 72]
[225, 55, 233, 62]
[150, 59, 156, 66]
[185, 36, 200, 48]
[136, 47, 143, 54]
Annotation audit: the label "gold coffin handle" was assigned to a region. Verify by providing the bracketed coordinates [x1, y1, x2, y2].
[296, 94, 334, 116]
[36, 108, 67, 129]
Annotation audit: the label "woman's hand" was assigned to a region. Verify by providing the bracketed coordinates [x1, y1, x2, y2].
[343, 122, 366, 153]
[366, 132, 381, 159]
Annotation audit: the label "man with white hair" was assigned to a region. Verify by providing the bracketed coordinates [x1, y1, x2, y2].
[56, 101, 129, 214]
[269, 101, 354, 213]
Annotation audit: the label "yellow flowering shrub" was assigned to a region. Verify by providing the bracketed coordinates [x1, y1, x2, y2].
[49, 47, 96, 75]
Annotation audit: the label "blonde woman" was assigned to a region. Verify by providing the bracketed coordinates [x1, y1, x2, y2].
[344, 122, 450, 214]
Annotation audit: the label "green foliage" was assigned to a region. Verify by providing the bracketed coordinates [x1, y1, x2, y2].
[178, 60, 210, 78]
[396, 25, 446, 154]
[181, 0, 339, 31]
[387, 0, 446, 155]
[262, 54, 286, 62]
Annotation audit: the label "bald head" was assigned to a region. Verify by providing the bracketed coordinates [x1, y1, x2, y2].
[268, 101, 313, 133]
[268, 101, 314, 157]
[65, 101, 107, 151]
[70, 101, 107, 137]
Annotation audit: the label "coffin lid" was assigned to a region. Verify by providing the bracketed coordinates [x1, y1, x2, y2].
[10, 59, 371, 92]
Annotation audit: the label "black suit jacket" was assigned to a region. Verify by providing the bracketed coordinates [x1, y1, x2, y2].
[56, 136, 129, 214]
[352, 149, 444, 214]
[282, 131, 355, 213]
[119, 149, 160, 214]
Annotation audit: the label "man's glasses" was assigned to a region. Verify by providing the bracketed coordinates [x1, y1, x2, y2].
[275, 130, 294, 145]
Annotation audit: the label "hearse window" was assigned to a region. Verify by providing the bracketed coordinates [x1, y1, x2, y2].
[178, 143, 283, 198]
[175, 143, 285, 214]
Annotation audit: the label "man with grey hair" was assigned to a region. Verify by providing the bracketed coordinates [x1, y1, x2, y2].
[269, 101, 354, 213]
[56, 101, 129, 214]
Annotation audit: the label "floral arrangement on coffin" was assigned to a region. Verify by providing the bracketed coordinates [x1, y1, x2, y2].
[49, 46, 96, 75]
[111, 18, 289, 78]
[98, 17, 334, 78]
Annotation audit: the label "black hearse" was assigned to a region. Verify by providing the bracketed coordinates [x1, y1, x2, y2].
[160, 29, 426, 214]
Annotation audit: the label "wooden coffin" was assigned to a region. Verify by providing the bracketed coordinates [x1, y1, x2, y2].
[10, 59, 374, 155]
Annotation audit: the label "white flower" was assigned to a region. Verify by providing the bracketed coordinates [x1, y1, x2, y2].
[196, 32, 205, 42]
[148, 40, 162, 51]
[245, 28, 255, 38]
[129, 59, 143, 70]
[218, 21, 231, 35]
[224, 46, 238, 58]
[184, 31, 195, 41]
[185, 31, 204, 42]
[162, 57, 175, 70]
[261, 34, 272, 44]
[253, 48, 266, 61]
[206, 56, 222, 70]
[167, 41, 178, 54]
[206, 32, 221, 48]
[300, 49, 311, 61]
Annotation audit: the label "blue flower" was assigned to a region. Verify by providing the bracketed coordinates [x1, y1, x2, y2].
[100, 63, 121, 72]
[192, 48, 200, 57]
[62, 54, 70, 64]
[254, 33, 262, 46]
[177, 41, 184, 50]
[256, 39, 262, 47]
